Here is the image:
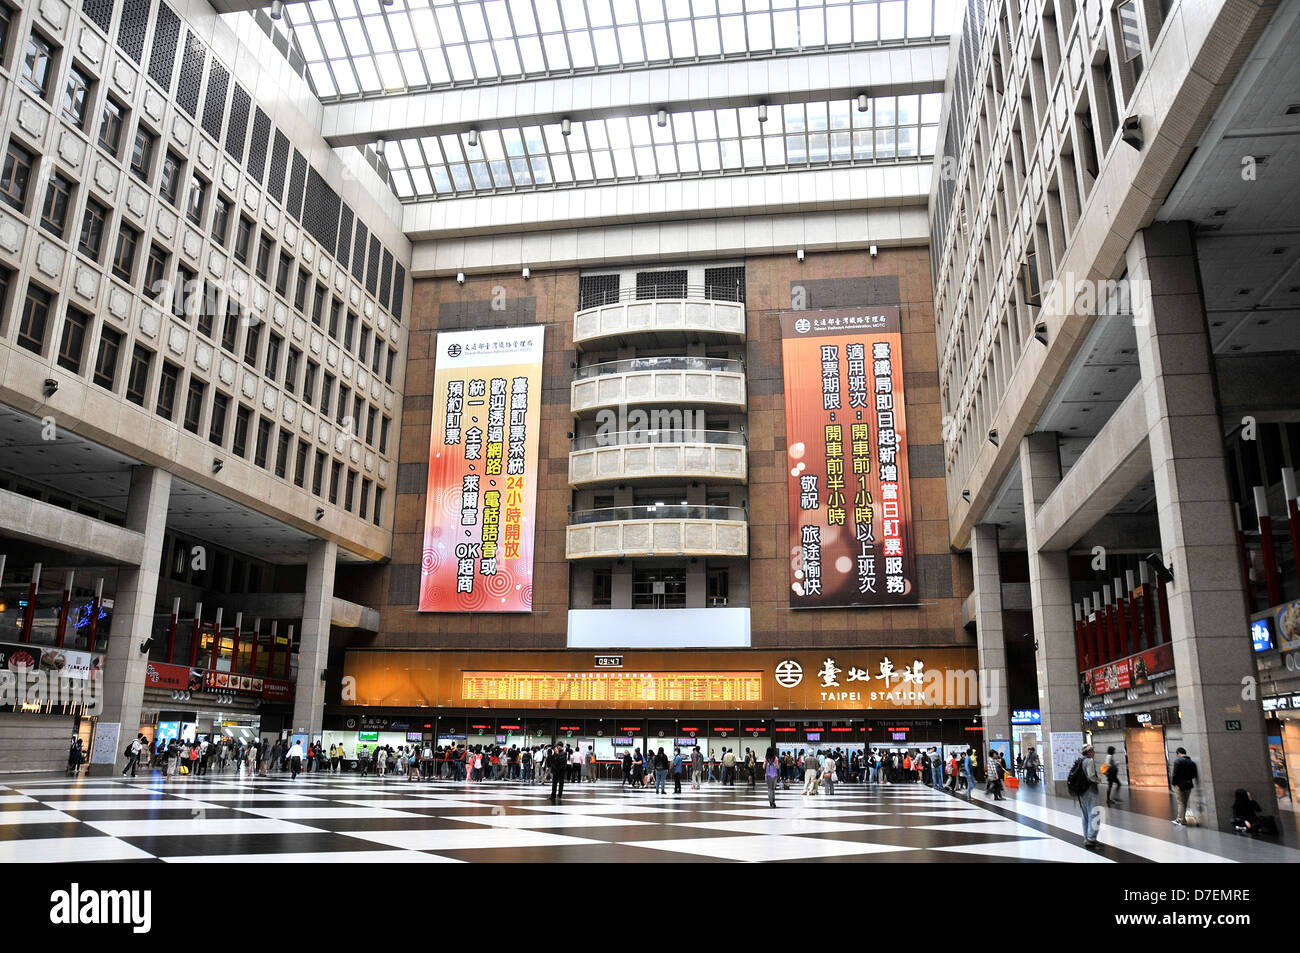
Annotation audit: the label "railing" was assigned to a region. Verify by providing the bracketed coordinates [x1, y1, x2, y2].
[579, 284, 745, 309]
[569, 504, 747, 525]
[573, 356, 744, 380]
[571, 429, 746, 451]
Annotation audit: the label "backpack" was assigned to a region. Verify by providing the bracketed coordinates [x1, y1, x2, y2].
[765, 759, 778, 780]
[1066, 757, 1091, 796]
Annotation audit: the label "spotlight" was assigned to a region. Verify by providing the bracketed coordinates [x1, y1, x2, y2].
[315, 507, 325, 521]
[43, 378, 58, 397]
[656, 109, 668, 128]
[561, 117, 571, 136]
[522, 266, 530, 280]
[269, 0, 283, 19]
[987, 429, 999, 446]
[468, 128, 478, 148]
[1144, 552, 1174, 585]
[757, 103, 768, 123]
[796, 248, 805, 263]
[869, 244, 878, 258]
[961, 489, 971, 502]
[1121, 116, 1143, 151]
[212, 459, 224, 473]
[857, 93, 869, 112]
[456, 271, 465, 285]
[375, 138, 386, 154]
[1033, 321, 1049, 345]
[139, 635, 154, 655]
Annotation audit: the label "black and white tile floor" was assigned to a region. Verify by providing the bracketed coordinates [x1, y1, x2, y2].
[0, 773, 1292, 863]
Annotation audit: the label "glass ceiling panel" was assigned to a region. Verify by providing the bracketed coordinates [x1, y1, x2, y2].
[271, 0, 957, 102]
[381, 93, 942, 200]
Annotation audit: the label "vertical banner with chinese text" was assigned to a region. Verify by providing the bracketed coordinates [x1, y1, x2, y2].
[419, 325, 544, 612]
[779, 308, 917, 608]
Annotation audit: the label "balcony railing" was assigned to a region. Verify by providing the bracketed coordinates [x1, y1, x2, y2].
[579, 284, 745, 309]
[571, 429, 746, 452]
[574, 356, 744, 380]
[569, 504, 747, 525]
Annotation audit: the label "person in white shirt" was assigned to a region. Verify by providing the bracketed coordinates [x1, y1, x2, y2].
[286, 740, 304, 780]
[533, 746, 546, 784]
[570, 746, 583, 783]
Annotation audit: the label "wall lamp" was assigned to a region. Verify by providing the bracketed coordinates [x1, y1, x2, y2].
[961, 489, 971, 502]
[314, 507, 325, 521]
[869, 244, 878, 258]
[212, 459, 224, 473]
[796, 248, 805, 263]
[43, 378, 58, 397]
[522, 266, 531, 280]
[456, 272, 465, 284]
[987, 429, 999, 447]
[1121, 116, 1143, 151]
[1033, 321, 1049, 345]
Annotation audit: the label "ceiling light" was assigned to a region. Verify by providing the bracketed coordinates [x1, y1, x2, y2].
[375, 138, 386, 153]
[857, 93, 869, 112]
[757, 103, 768, 123]
[560, 117, 571, 136]
[468, 128, 478, 148]
[269, 0, 283, 19]
[656, 109, 668, 128]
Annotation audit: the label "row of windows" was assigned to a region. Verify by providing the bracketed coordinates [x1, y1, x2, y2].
[0, 267, 387, 525]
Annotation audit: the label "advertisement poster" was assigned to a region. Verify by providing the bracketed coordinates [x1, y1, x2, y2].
[1086, 642, 1175, 696]
[1275, 600, 1300, 653]
[779, 308, 917, 608]
[90, 722, 120, 765]
[419, 326, 544, 612]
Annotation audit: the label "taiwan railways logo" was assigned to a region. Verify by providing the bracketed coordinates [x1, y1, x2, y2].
[793, 318, 812, 334]
[446, 343, 462, 357]
[774, 659, 804, 688]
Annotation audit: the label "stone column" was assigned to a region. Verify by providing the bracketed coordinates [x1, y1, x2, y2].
[970, 523, 1011, 746]
[1020, 432, 1082, 797]
[91, 466, 171, 776]
[1127, 221, 1276, 829]
[291, 539, 337, 742]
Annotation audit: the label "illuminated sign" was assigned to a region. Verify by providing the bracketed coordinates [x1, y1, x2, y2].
[779, 308, 917, 608]
[1252, 619, 1274, 653]
[460, 671, 763, 704]
[419, 326, 544, 613]
[1011, 709, 1042, 725]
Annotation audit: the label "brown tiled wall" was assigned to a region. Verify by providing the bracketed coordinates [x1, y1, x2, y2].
[375, 249, 971, 652]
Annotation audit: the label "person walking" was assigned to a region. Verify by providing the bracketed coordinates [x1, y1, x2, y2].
[691, 746, 703, 790]
[1169, 747, 1199, 826]
[1069, 742, 1103, 849]
[548, 744, 568, 802]
[672, 748, 684, 794]
[722, 747, 737, 786]
[1105, 746, 1123, 806]
[986, 750, 1005, 801]
[802, 750, 821, 796]
[286, 738, 304, 780]
[622, 750, 633, 789]
[963, 749, 977, 799]
[121, 734, 144, 777]
[763, 747, 780, 808]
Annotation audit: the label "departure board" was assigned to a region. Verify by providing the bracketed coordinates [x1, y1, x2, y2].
[460, 671, 764, 704]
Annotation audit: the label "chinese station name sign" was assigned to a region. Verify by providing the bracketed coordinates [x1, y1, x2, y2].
[779, 308, 918, 608]
[772, 652, 979, 709]
[419, 326, 544, 612]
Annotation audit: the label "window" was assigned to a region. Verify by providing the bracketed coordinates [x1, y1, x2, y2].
[254, 234, 273, 281]
[92, 326, 122, 390]
[78, 198, 109, 262]
[311, 284, 325, 326]
[57, 305, 89, 373]
[209, 392, 229, 446]
[707, 566, 730, 606]
[62, 65, 91, 128]
[221, 298, 240, 352]
[242, 321, 261, 368]
[253, 418, 272, 468]
[592, 568, 612, 607]
[293, 440, 309, 487]
[319, 373, 335, 417]
[274, 429, 291, 478]
[344, 470, 356, 511]
[184, 176, 207, 226]
[126, 344, 153, 405]
[357, 325, 370, 364]
[373, 487, 384, 526]
[264, 332, 282, 381]
[21, 32, 55, 99]
[198, 282, 218, 338]
[336, 387, 350, 426]
[17, 284, 52, 354]
[379, 416, 390, 454]
[232, 405, 251, 457]
[210, 195, 231, 246]
[302, 360, 319, 405]
[0, 6, 13, 71]
[294, 268, 310, 312]
[366, 406, 378, 445]
[344, 311, 357, 350]
[386, 347, 396, 384]
[110, 225, 139, 283]
[328, 460, 342, 504]
[159, 151, 182, 207]
[98, 98, 125, 157]
[40, 172, 73, 239]
[0, 139, 34, 212]
[156, 361, 180, 419]
[275, 251, 292, 297]
[143, 243, 167, 299]
[129, 125, 156, 182]
[312, 450, 326, 495]
[633, 568, 687, 608]
[233, 216, 252, 263]
[328, 300, 341, 339]
[183, 377, 205, 434]
[172, 266, 197, 321]
[371, 337, 383, 374]
[284, 347, 300, 395]
[359, 478, 371, 520]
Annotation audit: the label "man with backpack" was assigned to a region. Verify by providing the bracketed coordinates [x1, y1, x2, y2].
[121, 734, 145, 777]
[1067, 742, 1103, 849]
[1169, 747, 1199, 826]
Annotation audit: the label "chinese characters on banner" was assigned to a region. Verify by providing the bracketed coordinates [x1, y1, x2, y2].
[779, 308, 917, 608]
[419, 326, 544, 612]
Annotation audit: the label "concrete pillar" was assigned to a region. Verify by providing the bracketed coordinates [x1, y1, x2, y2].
[1019, 432, 1082, 797]
[970, 523, 1011, 745]
[291, 539, 337, 742]
[91, 466, 171, 775]
[1127, 221, 1276, 829]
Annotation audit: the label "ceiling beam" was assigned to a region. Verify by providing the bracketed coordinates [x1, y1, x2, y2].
[321, 44, 948, 146]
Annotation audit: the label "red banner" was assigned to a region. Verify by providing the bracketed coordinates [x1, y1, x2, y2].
[1087, 642, 1175, 696]
[144, 661, 199, 692]
[419, 326, 544, 612]
[780, 308, 917, 607]
[261, 679, 293, 701]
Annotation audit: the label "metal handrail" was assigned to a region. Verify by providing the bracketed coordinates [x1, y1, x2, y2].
[570, 429, 746, 452]
[573, 355, 744, 380]
[578, 284, 746, 309]
[569, 504, 747, 525]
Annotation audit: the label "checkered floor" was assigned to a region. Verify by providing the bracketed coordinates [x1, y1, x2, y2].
[0, 772, 1220, 863]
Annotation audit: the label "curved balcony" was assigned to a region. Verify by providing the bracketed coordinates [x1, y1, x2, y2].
[569, 430, 748, 487]
[571, 356, 747, 417]
[566, 504, 749, 560]
[574, 290, 746, 350]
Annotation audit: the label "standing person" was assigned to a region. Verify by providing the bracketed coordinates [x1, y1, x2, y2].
[672, 748, 684, 794]
[287, 738, 304, 780]
[66, 736, 83, 777]
[987, 750, 1005, 801]
[963, 749, 977, 800]
[763, 747, 780, 808]
[803, 749, 821, 796]
[653, 747, 669, 795]
[548, 744, 567, 802]
[822, 751, 837, 796]
[534, 745, 547, 785]
[1169, 747, 1199, 826]
[744, 749, 756, 789]
[1068, 742, 1103, 849]
[722, 747, 737, 786]
[1024, 747, 1041, 785]
[622, 750, 633, 789]
[1105, 746, 1123, 806]
[245, 741, 256, 777]
[691, 746, 704, 790]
